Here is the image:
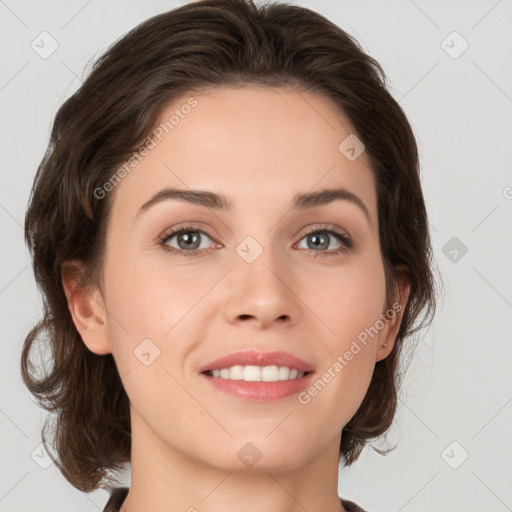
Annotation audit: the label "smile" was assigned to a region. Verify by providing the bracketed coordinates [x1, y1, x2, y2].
[203, 365, 307, 381]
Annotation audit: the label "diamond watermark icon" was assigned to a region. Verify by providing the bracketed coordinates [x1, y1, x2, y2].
[442, 236, 468, 263]
[236, 236, 263, 263]
[338, 134, 365, 161]
[441, 31, 469, 59]
[237, 442, 263, 468]
[134, 338, 161, 366]
[31, 31, 59, 59]
[441, 441, 469, 469]
[31, 441, 57, 469]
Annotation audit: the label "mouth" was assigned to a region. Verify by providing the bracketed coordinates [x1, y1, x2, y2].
[201, 365, 313, 382]
[198, 350, 315, 401]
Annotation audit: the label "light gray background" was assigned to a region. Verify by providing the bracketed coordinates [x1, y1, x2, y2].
[1, 1, 511, 511]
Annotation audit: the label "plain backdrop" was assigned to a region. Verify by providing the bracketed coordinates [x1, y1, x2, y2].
[1, 1, 511, 511]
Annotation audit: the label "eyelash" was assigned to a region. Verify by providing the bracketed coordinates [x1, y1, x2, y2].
[159, 223, 353, 258]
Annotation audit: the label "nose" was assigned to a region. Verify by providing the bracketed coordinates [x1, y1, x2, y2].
[223, 244, 301, 330]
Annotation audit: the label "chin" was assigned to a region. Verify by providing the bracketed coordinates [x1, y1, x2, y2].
[196, 435, 316, 474]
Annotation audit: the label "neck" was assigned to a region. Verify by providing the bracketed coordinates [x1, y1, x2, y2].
[120, 408, 346, 512]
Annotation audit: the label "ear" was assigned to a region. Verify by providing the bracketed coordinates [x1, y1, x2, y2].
[61, 261, 112, 355]
[375, 265, 411, 362]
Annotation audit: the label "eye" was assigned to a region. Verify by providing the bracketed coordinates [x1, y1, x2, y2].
[295, 224, 352, 255]
[159, 222, 352, 258]
[160, 224, 217, 257]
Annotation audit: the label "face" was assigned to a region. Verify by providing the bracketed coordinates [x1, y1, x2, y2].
[68, 86, 407, 473]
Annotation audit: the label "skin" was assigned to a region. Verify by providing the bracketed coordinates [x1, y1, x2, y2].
[62, 86, 410, 512]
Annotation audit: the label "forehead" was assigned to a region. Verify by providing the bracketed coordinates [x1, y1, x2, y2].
[109, 86, 377, 223]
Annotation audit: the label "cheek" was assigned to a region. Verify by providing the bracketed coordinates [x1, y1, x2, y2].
[102, 250, 221, 372]
[308, 257, 387, 353]
[103, 246, 189, 331]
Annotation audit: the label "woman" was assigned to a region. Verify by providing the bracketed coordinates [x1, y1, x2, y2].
[21, 1, 437, 511]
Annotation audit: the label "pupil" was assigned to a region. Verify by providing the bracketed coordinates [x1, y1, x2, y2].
[310, 233, 328, 250]
[180, 232, 200, 250]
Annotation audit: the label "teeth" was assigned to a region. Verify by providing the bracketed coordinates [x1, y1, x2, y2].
[207, 365, 305, 381]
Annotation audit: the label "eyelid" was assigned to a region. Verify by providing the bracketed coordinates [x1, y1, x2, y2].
[299, 222, 349, 239]
[159, 221, 216, 241]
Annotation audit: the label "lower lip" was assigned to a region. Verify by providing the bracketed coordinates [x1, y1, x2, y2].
[200, 372, 315, 401]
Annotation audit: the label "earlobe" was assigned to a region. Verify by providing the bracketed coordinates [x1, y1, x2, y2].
[61, 261, 112, 355]
[375, 266, 411, 362]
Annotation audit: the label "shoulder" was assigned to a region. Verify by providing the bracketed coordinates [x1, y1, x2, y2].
[103, 488, 368, 512]
[341, 497, 369, 512]
[103, 487, 129, 512]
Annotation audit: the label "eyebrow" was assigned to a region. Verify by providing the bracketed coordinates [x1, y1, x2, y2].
[136, 186, 371, 223]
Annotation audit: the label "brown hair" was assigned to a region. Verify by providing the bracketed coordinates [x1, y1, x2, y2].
[22, 0, 438, 493]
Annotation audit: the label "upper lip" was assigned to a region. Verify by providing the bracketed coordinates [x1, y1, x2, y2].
[199, 350, 315, 373]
